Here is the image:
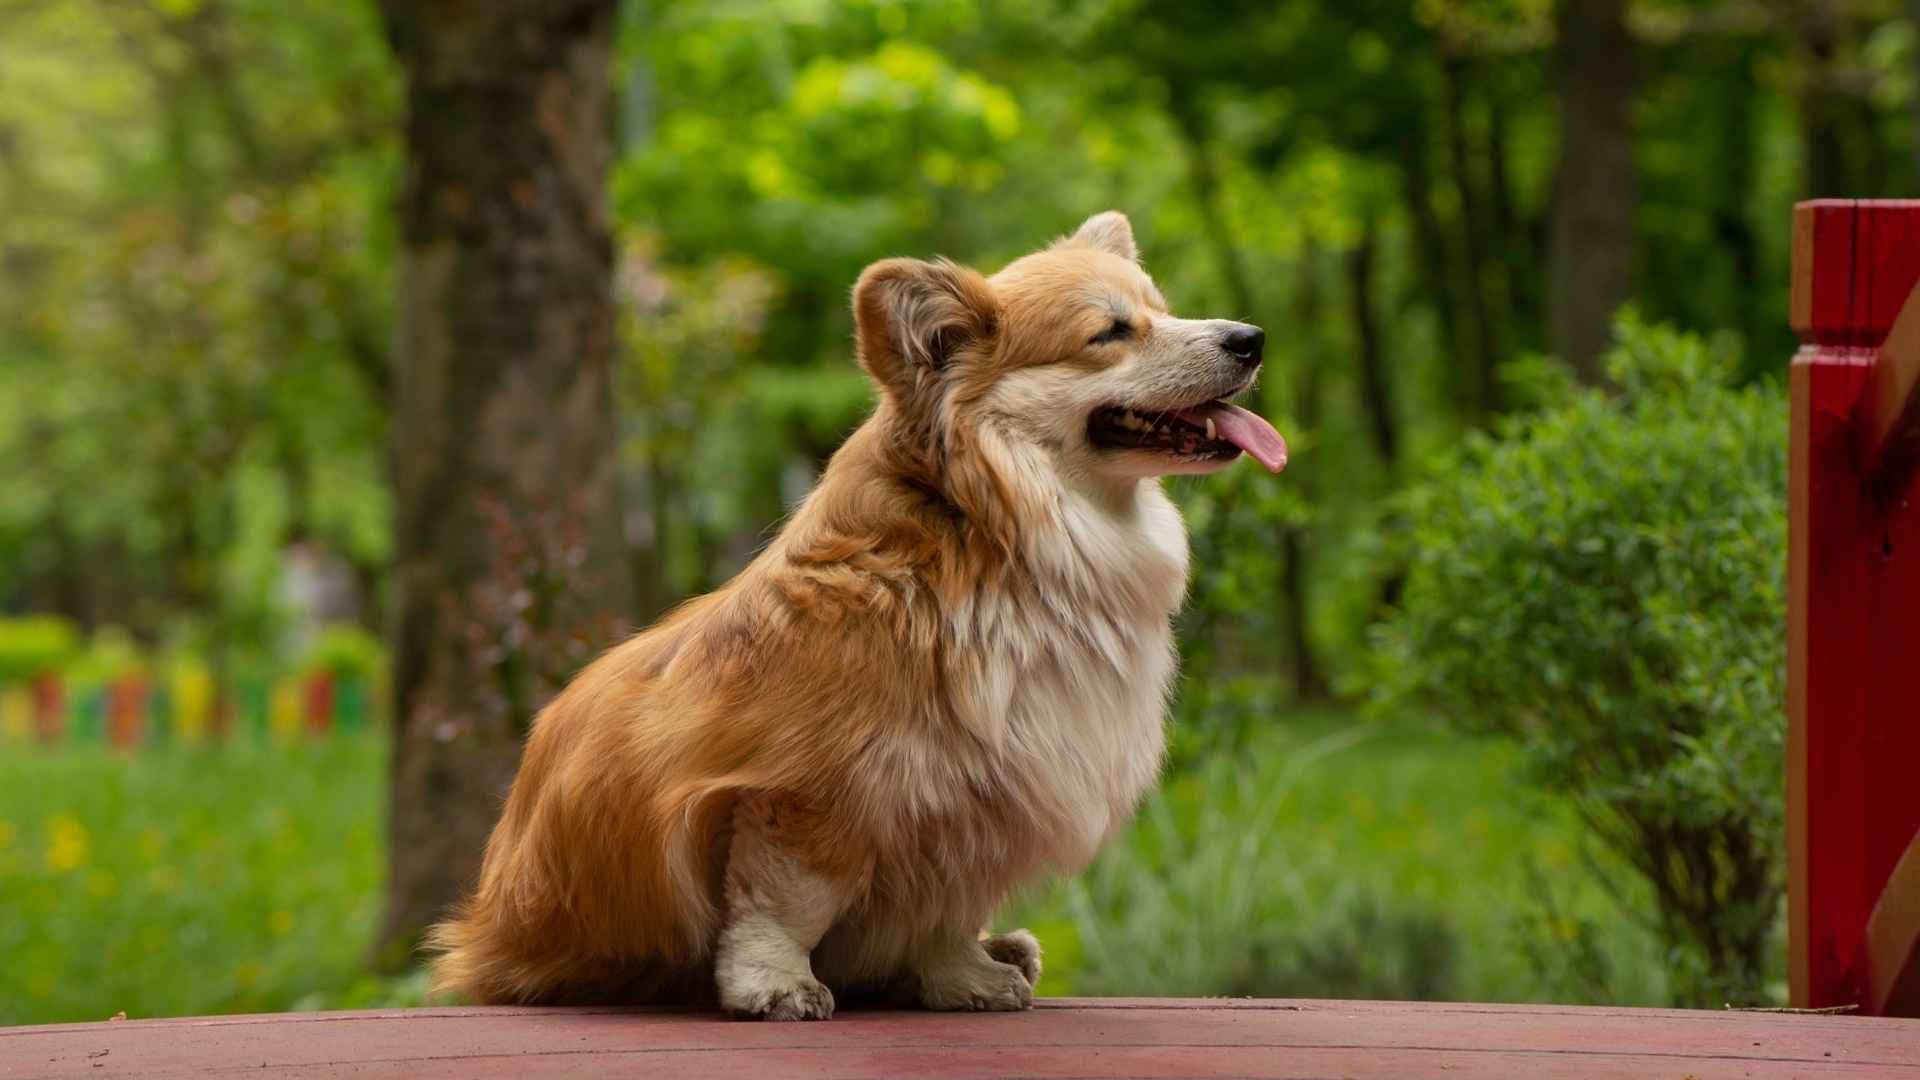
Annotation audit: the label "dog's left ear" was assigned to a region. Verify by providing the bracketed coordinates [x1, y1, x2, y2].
[1064, 210, 1138, 262]
[852, 257, 998, 403]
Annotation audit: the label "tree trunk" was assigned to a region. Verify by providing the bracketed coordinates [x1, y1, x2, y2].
[1441, 55, 1504, 413]
[1798, 0, 1848, 197]
[1279, 244, 1328, 703]
[1397, 127, 1477, 422]
[1713, 42, 1764, 372]
[1548, 0, 1638, 384]
[1347, 218, 1397, 471]
[374, 0, 631, 965]
[1488, 88, 1542, 355]
[1169, 92, 1257, 319]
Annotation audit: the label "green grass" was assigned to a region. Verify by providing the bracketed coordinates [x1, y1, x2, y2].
[0, 733, 392, 1026]
[0, 712, 1664, 1026]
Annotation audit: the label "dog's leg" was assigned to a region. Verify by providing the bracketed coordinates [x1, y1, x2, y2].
[913, 925, 1035, 1012]
[981, 928, 1043, 988]
[714, 796, 850, 1021]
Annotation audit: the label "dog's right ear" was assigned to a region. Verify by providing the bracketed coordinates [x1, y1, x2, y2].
[852, 257, 997, 404]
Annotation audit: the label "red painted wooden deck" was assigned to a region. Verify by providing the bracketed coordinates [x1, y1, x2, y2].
[5, 999, 1916, 1079]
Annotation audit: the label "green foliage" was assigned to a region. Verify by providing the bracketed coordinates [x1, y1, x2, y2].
[65, 627, 151, 687]
[300, 625, 383, 682]
[0, 616, 81, 683]
[0, 0, 395, 659]
[1372, 314, 1788, 1006]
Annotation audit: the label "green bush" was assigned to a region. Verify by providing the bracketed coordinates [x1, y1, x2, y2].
[1010, 709, 1662, 1004]
[1371, 313, 1786, 1007]
[300, 625, 384, 682]
[64, 627, 148, 688]
[0, 616, 80, 683]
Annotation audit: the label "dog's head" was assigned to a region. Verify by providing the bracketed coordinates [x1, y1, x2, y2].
[852, 212, 1287, 488]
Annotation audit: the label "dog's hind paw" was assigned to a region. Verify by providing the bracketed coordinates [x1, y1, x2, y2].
[919, 954, 1034, 1012]
[982, 929, 1043, 989]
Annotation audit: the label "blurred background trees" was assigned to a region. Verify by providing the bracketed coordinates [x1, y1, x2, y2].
[3, 0, 1919, 1018]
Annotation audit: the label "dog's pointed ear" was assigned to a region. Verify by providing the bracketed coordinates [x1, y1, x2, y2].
[1063, 210, 1137, 262]
[852, 257, 997, 401]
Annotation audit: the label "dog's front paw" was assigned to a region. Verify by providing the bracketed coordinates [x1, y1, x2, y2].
[982, 929, 1043, 989]
[918, 957, 1034, 1012]
[720, 971, 836, 1021]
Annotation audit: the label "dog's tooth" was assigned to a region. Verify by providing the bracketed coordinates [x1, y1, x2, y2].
[1205, 418, 1216, 440]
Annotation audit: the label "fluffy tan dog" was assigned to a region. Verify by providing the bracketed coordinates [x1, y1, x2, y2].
[427, 211, 1288, 1019]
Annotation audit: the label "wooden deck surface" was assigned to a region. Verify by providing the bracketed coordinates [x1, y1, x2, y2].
[4, 998, 1916, 1079]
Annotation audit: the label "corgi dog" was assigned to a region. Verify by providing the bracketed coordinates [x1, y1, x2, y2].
[427, 211, 1288, 1019]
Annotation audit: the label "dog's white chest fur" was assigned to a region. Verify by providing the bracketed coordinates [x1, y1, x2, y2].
[947, 480, 1187, 872]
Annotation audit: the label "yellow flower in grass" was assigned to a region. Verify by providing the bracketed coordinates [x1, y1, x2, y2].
[45, 815, 89, 872]
[0, 820, 15, 850]
[270, 910, 294, 936]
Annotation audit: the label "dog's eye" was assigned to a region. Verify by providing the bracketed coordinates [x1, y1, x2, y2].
[1089, 319, 1133, 345]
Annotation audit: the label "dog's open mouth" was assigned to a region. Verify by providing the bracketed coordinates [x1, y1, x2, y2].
[1089, 400, 1289, 472]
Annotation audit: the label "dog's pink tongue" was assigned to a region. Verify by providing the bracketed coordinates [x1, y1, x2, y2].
[1176, 402, 1289, 473]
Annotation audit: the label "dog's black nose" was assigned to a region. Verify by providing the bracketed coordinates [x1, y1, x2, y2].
[1220, 323, 1265, 366]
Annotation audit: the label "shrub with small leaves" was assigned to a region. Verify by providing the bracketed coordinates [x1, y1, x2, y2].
[1372, 313, 1786, 1007]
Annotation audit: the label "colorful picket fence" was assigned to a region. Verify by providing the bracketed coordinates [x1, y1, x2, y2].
[0, 670, 381, 749]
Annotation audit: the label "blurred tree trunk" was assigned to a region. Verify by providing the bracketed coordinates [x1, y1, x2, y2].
[1168, 91, 1256, 319]
[1713, 42, 1764, 369]
[1488, 88, 1544, 356]
[374, 0, 631, 965]
[1798, 0, 1849, 196]
[1398, 127, 1477, 422]
[1548, 0, 1638, 383]
[1440, 56, 1504, 413]
[1281, 244, 1327, 702]
[1347, 219, 1396, 471]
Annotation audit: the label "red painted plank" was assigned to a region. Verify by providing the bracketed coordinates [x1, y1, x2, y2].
[1792, 200, 1859, 344]
[1794, 201, 1920, 349]
[1789, 344, 1877, 1009]
[4, 1001, 1917, 1079]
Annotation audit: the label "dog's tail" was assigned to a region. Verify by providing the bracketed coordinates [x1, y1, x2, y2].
[423, 901, 580, 1004]
[422, 904, 514, 1004]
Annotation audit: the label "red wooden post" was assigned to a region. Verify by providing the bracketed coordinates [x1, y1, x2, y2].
[1788, 199, 1920, 1015]
[30, 672, 64, 743]
[303, 671, 335, 736]
[106, 675, 149, 750]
